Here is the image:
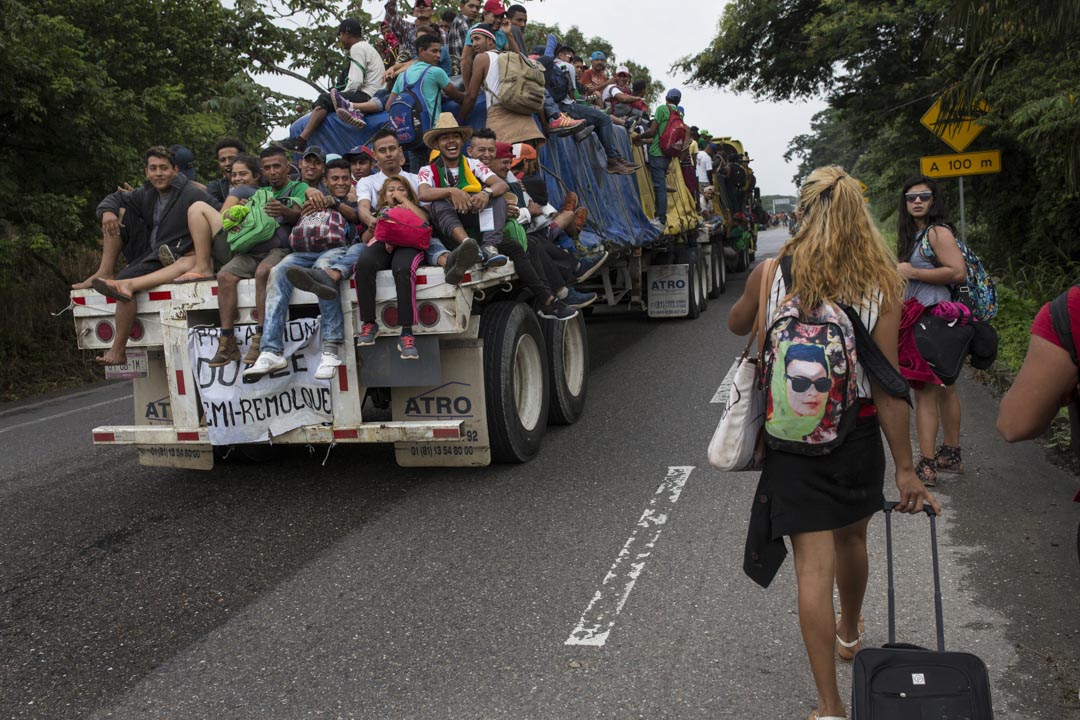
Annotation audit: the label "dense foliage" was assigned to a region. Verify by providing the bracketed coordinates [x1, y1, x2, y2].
[677, 0, 1080, 294]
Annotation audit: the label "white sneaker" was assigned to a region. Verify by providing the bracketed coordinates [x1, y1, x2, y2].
[242, 351, 287, 379]
[314, 351, 343, 380]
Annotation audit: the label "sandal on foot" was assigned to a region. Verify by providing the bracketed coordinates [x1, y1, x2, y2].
[175, 271, 214, 284]
[916, 455, 938, 487]
[91, 278, 132, 302]
[836, 612, 864, 662]
[935, 444, 965, 474]
[808, 711, 847, 720]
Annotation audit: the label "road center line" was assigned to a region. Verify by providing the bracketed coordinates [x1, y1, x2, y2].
[0, 395, 132, 436]
[565, 465, 695, 648]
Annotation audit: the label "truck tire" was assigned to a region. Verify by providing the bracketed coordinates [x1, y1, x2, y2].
[733, 247, 750, 273]
[479, 301, 549, 463]
[708, 240, 726, 298]
[696, 252, 709, 313]
[687, 260, 703, 319]
[543, 313, 589, 425]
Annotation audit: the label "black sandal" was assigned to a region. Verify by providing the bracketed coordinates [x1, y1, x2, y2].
[935, 444, 965, 474]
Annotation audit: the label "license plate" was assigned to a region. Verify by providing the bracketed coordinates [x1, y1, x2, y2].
[105, 348, 149, 379]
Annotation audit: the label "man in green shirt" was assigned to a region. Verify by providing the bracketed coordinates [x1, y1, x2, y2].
[636, 88, 683, 230]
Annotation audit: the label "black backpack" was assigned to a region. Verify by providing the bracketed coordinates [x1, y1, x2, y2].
[536, 55, 572, 104]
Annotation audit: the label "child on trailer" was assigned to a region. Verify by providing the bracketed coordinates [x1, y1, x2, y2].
[353, 176, 432, 360]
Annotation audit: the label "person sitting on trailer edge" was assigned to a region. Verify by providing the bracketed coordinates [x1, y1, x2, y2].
[206, 138, 246, 206]
[299, 146, 328, 193]
[343, 145, 375, 182]
[86, 146, 225, 365]
[244, 158, 362, 380]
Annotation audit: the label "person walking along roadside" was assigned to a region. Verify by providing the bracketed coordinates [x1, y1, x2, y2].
[728, 166, 940, 720]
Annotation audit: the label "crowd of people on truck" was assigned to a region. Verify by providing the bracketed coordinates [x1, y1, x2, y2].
[76, 0, 748, 374]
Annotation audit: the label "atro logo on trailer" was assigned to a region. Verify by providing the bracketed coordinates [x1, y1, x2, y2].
[404, 382, 474, 419]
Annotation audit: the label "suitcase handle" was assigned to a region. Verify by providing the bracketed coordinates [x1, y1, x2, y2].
[883, 500, 946, 652]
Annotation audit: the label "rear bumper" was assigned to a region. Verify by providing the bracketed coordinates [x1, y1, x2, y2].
[92, 420, 464, 446]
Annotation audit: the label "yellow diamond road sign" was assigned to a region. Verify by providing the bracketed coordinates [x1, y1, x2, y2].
[920, 150, 1002, 179]
[920, 98, 990, 153]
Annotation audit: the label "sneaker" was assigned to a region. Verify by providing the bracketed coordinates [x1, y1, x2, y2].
[547, 113, 585, 136]
[242, 333, 262, 365]
[574, 207, 589, 235]
[242, 350, 287, 379]
[286, 266, 338, 300]
[314, 351, 343, 380]
[330, 88, 350, 110]
[649, 217, 666, 231]
[398, 333, 419, 360]
[560, 191, 579, 214]
[157, 244, 178, 267]
[271, 136, 306, 152]
[335, 107, 367, 129]
[564, 288, 598, 308]
[357, 322, 379, 346]
[575, 250, 609, 283]
[444, 238, 480, 285]
[572, 123, 594, 143]
[208, 335, 241, 367]
[481, 244, 508, 269]
[536, 297, 578, 321]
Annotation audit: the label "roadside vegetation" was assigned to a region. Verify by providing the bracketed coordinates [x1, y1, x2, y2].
[679, 0, 1080, 384]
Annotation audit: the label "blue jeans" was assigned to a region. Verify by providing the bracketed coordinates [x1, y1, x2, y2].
[261, 246, 364, 356]
[543, 90, 561, 123]
[648, 154, 671, 223]
[427, 236, 450, 267]
[564, 103, 619, 160]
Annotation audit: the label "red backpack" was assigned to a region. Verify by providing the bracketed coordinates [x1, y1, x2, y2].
[658, 107, 689, 158]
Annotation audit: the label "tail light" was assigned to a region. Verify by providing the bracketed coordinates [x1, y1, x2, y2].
[381, 305, 399, 327]
[417, 303, 440, 327]
[95, 321, 114, 342]
[129, 320, 144, 341]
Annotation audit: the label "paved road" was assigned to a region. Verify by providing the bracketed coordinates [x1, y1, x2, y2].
[2, 228, 1077, 719]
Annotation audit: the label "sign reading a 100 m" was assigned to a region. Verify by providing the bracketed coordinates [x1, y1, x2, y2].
[920, 150, 1002, 179]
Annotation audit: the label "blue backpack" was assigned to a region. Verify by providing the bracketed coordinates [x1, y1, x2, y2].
[918, 225, 998, 321]
[536, 56, 572, 104]
[388, 65, 433, 151]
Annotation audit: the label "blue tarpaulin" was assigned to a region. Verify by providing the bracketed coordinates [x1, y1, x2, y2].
[287, 97, 489, 158]
[538, 125, 660, 249]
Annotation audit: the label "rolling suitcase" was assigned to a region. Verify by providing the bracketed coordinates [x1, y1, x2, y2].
[850, 502, 993, 719]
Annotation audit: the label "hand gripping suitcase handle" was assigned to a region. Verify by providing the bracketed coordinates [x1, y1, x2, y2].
[883, 501, 946, 652]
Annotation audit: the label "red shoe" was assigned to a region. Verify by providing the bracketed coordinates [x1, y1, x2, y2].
[548, 113, 585, 135]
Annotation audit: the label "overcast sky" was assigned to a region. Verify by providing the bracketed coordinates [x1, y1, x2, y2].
[525, 0, 828, 196]
[271, 0, 827, 196]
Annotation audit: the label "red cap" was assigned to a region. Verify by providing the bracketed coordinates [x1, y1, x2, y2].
[483, 0, 505, 16]
[495, 142, 514, 160]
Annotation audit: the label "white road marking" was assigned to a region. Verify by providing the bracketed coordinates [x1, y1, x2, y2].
[0, 395, 132, 436]
[710, 358, 741, 404]
[565, 465, 695, 647]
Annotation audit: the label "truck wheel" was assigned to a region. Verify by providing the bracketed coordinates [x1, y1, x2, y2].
[543, 313, 589, 425]
[697, 252, 709, 313]
[708, 241, 725, 298]
[480, 301, 549, 463]
[733, 248, 749, 273]
[687, 260, 702, 319]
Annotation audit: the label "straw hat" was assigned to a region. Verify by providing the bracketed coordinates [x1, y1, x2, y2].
[423, 113, 473, 150]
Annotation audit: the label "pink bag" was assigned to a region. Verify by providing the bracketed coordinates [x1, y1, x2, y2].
[372, 206, 431, 250]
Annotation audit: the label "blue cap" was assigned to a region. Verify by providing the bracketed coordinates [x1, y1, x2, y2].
[168, 144, 195, 180]
[590, 51, 605, 61]
[666, 88, 682, 102]
[677, 105, 685, 116]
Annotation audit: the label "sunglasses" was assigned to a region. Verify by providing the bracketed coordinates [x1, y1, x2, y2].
[786, 375, 831, 393]
[905, 191, 933, 203]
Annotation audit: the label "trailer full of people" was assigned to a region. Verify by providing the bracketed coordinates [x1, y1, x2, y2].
[70, 0, 759, 469]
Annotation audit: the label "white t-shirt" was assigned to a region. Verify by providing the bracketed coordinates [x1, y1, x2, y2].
[356, 170, 420, 210]
[696, 152, 712, 185]
[416, 157, 495, 189]
[600, 83, 623, 107]
[346, 41, 387, 97]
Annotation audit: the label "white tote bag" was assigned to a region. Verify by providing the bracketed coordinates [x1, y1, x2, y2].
[707, 259, 774, 471]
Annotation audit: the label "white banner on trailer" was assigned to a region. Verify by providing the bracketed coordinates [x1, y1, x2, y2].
[187, 320, 333, 445]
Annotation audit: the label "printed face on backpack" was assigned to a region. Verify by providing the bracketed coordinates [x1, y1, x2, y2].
[785, 356, 829, 417]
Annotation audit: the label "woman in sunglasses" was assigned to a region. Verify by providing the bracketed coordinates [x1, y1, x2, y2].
[729, 166, 939, 720]
[896, 176, 969, 488]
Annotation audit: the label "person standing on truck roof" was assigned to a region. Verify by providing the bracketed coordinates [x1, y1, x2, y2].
[244, 158, 362, 380]
[634, 88, 683, 231]
[86, 147, 225, 365]
[209, 146, 312, 367]
[275, 19, 388, 151]
[459, 25, 547, 147]
[446, 0, 482, 76]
